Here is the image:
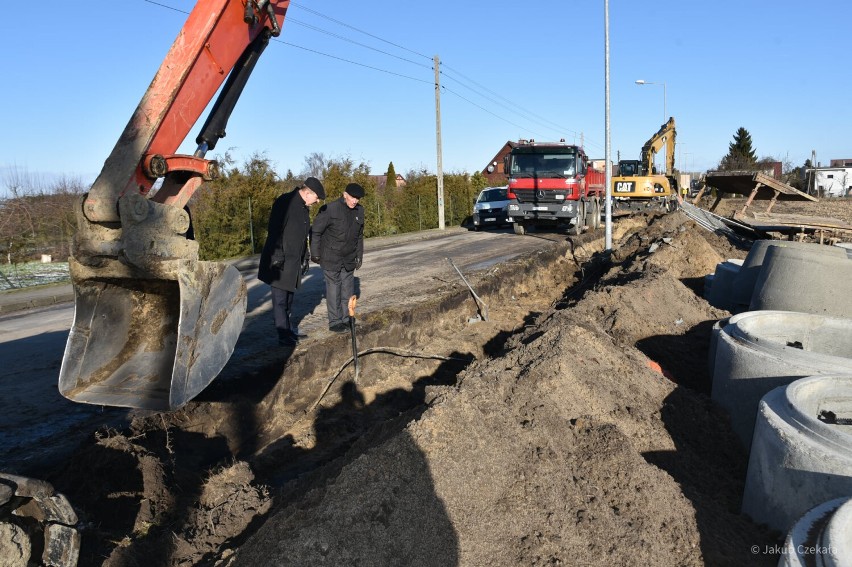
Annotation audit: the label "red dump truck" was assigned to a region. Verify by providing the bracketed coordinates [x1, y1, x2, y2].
[504, 140, 606, 235]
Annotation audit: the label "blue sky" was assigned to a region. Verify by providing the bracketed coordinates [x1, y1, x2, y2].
[1, 0, 848, 194]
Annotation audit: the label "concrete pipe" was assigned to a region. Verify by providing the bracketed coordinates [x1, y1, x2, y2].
[778, 497, 851, 567]
[711, 310, 852, 449]
[824, 496, 852, 566]
[706, 259, 743, 312]
[749, 244, 852, 318]
[730, 240, 847, 314]
[742, 375, 852, 535]
[707, 316, 731, 379]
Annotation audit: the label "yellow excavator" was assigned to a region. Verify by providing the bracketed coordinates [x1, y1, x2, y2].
[59, 0, 289, 411]
[611, 117, 679, 213]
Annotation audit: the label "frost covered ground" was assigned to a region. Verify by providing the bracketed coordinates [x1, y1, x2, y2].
[0, 261, 69, 290]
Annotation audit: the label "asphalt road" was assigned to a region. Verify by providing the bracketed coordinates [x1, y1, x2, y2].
[0, 225, 566, 475]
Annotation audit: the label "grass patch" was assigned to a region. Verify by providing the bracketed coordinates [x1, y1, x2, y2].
[0, 261, 70, 290]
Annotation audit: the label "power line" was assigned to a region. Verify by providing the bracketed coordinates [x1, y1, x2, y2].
[441, 62, 579, 137]
[278, 41, 432, 85]
[439, 86, 547, 140]
[438, 62, 603, 152]
[287, 18, 431, 70]
[139, 0, 601, 152]
[438, 71, 573, 140]
[289, 1, 433, 61]
[285, 3, 591, 145]
[139, 1, 431, 84]
[438, 63, 605, 153]
[142, 0, 187, 14]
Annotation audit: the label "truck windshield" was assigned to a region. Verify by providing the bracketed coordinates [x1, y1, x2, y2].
[510, 151, 576, 178]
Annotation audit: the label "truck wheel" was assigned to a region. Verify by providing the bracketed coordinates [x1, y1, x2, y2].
[571, 201, 586, 235]
[513, 223, 526, 235]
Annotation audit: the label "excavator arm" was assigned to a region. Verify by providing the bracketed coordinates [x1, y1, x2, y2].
[640, 117, 676, 175]
[61, 0, 289, 411]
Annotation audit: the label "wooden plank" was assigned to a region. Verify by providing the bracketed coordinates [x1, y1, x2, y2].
[704, 171, 817, 202]
[747, 212, 852, 230]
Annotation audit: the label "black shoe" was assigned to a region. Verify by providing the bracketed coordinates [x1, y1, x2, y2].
[277, 330, 298, 346]
[329, 323, 349, 333]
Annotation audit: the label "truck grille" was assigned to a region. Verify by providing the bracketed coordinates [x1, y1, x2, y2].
[512, 189, 565, 204]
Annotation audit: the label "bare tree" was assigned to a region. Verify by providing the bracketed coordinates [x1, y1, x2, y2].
[301, 152, 327, 179]
[1, 167, 86, 265]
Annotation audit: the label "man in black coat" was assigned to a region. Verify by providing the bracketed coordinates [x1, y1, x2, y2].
[258, 177, 325, 346]
[310, 182, 365, 332]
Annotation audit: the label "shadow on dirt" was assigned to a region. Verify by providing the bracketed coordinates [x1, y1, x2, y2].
[680, 275, 707, 297]
[253, 352, 473, 486]
[0, 328, 129, 477]
[634, 319, 717, 394]
[233, 379, 462, 565]
[637, 323, 780, 566]
[50, 348, 473, 566]
[643, 387, 779, 566]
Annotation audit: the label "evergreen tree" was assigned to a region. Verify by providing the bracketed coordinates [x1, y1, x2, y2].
[378, 162, 402, 235]
[386, 162, 397, 189]
[193, 153, 282, 260]
[719, 127, 758, 170]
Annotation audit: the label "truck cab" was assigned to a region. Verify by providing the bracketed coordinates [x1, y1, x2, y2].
[504, 141, 605, 235]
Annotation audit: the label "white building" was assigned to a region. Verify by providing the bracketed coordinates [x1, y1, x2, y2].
[808, 167, 852, 198]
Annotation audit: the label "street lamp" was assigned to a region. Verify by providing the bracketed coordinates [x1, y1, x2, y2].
[635, 79, 666, 123]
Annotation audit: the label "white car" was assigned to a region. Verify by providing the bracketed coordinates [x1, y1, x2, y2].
[471, 186, 510, 231]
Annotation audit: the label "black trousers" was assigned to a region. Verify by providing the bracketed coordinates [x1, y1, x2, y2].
[323, 266, 354, 327]
[271, 286, 295, 334]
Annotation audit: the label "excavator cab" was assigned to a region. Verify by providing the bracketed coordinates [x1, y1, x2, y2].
[58, 0, 289, 411]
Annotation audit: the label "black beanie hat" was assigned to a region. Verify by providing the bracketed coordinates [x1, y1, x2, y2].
[345, 183, 365, 199]
[303, 177, 325, 199]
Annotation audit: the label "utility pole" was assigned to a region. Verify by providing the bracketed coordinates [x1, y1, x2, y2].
[604, 0, 612, 251]
[434, 55, 445, 229]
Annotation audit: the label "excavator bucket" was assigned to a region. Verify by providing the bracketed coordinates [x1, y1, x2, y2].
[57, 0, 289, 410]
[59, 258, 246, 411]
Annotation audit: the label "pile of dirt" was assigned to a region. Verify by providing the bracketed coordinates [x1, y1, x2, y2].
[49, 201, 852, 566]
[228, 212, 774, 566]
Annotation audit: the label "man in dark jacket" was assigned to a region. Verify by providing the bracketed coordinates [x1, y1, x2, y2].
[310, 182, 365, 332]
[258, 177, 325, 346]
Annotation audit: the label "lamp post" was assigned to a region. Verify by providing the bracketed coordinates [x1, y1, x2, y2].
[604, 0, 612, 251]
[635, 79, 666, 122]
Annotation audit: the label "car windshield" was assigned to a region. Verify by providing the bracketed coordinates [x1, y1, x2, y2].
[477, 188, 508, 203]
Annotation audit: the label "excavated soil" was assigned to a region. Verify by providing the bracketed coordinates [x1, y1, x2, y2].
[45, 198, 852, 566]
